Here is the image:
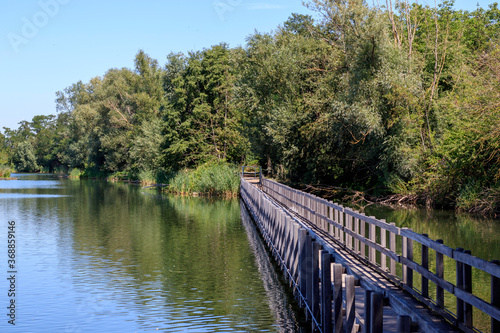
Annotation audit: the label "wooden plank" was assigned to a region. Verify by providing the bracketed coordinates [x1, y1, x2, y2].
[306, 234, 313, 316]
[370, 292, 384, 333]
[312, 241, 321, 322]
[360, 216, 366, 259]
[492, 260, 500, 332]
[345, 275, 356, 333]
[400, 229, 454, 258]
[463, 250, 473, 329]
[321, 251, 332, 333]
[369, 219, 376, 264]
[454, 287, 500, 321]
[453, 250, 500, 278]
[400, 257, 455, 294]
[354, 216, 360, 255]
[456, 248, 464, 324]
[343, 226, 400, 263]
[403, 228, 413, 288]
[381, 220, 387, 272]
[397, 315, 411, 333]
[298, 228, 308, 308]
[364, 290, 373, 333]
[390, 223, 396, 276]
[333, 263, 343, 333]
[436, 239, 445, 308]
[345, 209, 400, 234]
[422, 234, 429, 298]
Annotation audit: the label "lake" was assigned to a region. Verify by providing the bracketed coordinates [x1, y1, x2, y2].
[0, 174, 303, 332]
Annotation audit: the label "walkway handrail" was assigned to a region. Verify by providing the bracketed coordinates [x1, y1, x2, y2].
[259, 177, 500, 332]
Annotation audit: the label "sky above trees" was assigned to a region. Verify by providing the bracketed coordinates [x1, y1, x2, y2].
[0, 0, 496, 131]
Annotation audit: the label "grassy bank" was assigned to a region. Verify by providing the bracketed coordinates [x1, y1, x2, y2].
[0, 165, 13, 178]
[167, 162, 240, 197]
[68, 162, 240, 197]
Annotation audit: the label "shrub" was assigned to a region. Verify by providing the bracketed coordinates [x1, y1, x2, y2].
[69, 168, 82, 179]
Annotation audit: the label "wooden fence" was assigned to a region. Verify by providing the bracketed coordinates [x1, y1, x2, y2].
[258, 177, 500, 333]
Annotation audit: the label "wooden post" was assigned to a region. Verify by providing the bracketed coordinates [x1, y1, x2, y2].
[422, 234, 429, 298]
[364, 290, 373, 333]
[339, 209, 344, 245]
[370, 292, 384, 333]
[492, 260, 500, 333]
[390, 223, 396, 276]
[354, 216, 360, 255]
[380, 220, 386, 272]
[346, 213, 352, 250]
[306, 234, 313, 317]
[312, 241, 321, 322]
[456, 248, 464, 324]
[298, 228, 308, 308]
[436, 240, 444, 309]
[345, 275, 355, 333]
[464, 250, 473, 329]
[360, 216, 366, 259]
[369, 218, 376, 264]
[397, 315, 411, 333]
[403, 228, 413, 288]
[321, 251, 332, 333]
[333, 263, 343, 333]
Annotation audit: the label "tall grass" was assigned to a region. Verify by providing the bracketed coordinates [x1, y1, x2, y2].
[0, 165, 13, 178]
[168, 162, 240, 196]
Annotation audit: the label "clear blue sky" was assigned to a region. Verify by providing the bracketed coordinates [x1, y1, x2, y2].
[0, 0, 497, 132]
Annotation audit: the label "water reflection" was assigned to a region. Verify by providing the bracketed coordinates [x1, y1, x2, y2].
[0, 174, 299, 332]
[362, 204, 500, 332]
[362, 205, 500, 261]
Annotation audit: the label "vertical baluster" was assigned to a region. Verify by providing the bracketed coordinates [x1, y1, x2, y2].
[321, 251, 332, 333]
[436, 240, 444, 309]
[492, 260, 500, 333]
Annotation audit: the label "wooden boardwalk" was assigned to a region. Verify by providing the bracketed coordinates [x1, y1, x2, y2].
[240, 173, 500, 333]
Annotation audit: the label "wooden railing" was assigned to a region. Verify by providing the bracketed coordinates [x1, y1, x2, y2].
[260, 177, 500, 333]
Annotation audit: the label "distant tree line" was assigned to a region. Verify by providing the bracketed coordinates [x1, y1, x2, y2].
[2, 0, 499, 214]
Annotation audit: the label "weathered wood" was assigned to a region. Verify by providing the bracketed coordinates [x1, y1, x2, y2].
[397, 315, 411, 333]
[463, 250, 473, 329]
[333, 263, 343, 333]
[242, 177, 499, 332]
[306, 234, 313, 316]
[492, 260, 500, 332]
[369, 219, 376, 264]
[345, 209, 400, 234]
[360, 216, 366, 259]
[370, 292, 384, 333]
[403, 228, 413, 288]
[364, 290, 373, 333]
[345, 275, 356, 333]
[456, 248, 464, 324]
[343, 225, 400, 263]
[453, 250, 500, 278]
[381, 219, 387, 272]
[436, 239, 445, 309]
[321, 251, 332, 333]
[401, 228, 454, 258]
[422, 234, 429, 298]
[390, 223, 396, 276]
[299, 228, 308, 308]
[312, 241, 321, 323]
[400, 256, 455, 293]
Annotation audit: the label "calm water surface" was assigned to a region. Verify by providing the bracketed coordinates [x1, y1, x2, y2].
[363, 204, 500, 332]
[0, 174, 302, 332]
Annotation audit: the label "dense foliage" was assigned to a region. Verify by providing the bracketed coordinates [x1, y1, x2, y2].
[2, 0, 499, 212]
